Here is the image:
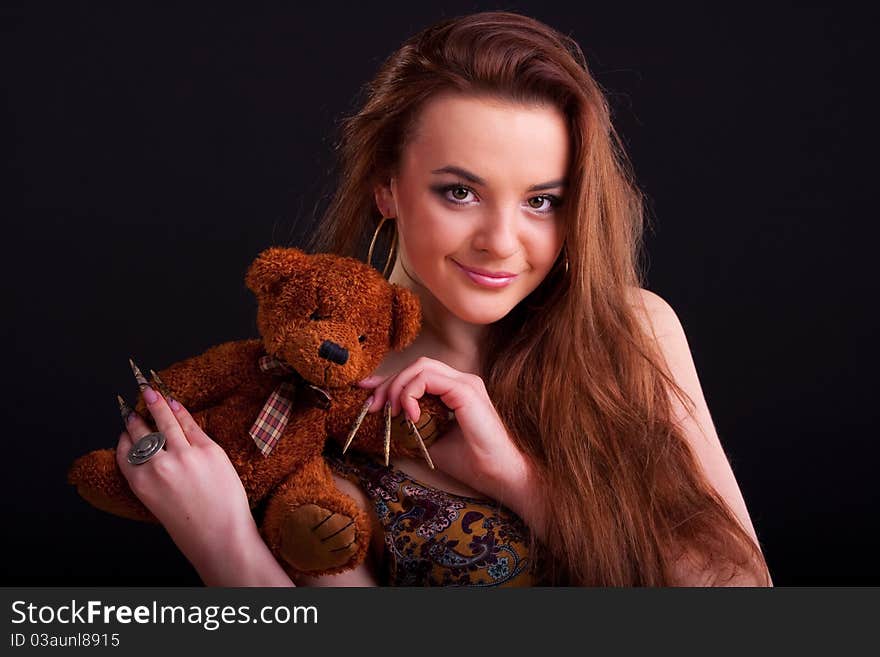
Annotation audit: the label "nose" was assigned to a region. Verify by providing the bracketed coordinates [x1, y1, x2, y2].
[473, 205, 520, 259]
[318, 340, 349, 365]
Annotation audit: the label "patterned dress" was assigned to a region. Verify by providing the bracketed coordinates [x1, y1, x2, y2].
[325, 443, 535, 586]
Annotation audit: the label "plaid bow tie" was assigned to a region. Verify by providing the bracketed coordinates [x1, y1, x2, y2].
[248, 354, 308, 456]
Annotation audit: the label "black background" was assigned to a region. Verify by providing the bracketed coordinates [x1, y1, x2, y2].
[2, 3, 876, 585]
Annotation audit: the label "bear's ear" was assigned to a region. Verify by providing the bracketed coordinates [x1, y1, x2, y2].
[389, 284, 422, 351]
[245, 247, 309, 295]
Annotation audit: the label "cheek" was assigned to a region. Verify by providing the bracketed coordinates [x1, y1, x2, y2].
[399, 196, 461, 256]
[525, 225, 564, 269]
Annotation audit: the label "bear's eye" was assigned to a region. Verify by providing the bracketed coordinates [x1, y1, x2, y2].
[309, 310, 326, 321]
[358, 334, 366, 343]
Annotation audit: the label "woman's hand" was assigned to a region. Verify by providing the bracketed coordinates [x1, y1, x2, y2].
[115, 384, 264, 583]
[356, 357, 545, 534]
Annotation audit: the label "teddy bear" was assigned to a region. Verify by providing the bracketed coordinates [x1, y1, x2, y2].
[67, 246, 456, 579]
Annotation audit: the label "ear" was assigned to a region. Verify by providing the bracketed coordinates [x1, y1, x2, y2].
[244, 247, 309, 295]
[373, 179, 397, 217]
[389, 284, 421, 351]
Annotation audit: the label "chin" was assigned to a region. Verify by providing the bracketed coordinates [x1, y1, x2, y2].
[460, 310, 507, 325]
[447, 294, 519, 325]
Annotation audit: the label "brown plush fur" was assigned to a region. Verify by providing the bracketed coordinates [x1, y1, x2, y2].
[68, 247, 455, 578]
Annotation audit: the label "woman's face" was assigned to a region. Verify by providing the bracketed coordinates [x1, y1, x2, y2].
[375, 91, 570, 325]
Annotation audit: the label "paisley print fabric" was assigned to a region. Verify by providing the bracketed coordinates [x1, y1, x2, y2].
[325, 443, 535, 586]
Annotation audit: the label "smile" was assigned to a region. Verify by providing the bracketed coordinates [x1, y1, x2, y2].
[452, 259, 519, 288]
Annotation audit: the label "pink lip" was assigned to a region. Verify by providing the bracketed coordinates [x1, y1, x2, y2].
[452, 259, 519, 288]
[453, 260, 518, 278]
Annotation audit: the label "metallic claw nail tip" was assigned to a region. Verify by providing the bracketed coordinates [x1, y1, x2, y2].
[128, 357, 150, 391]
[149, 368, 173, 400]
[383, 401, 392, 466]
[117, 393, 136, 423]
[407, 417, 435, 469]
[342, 397, 372, 454]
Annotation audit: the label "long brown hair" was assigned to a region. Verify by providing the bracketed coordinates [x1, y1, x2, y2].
[305, 10, 770, 585]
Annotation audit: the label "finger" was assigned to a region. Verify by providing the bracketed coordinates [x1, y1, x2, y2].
[398, 370, 461, 424]
[386, 359, 468, 417]
[166, 397, 214, 447]
[116, 394, 143, 471]
[386, 374, 409, 417]
[116, 429, 134, 472]
[139, 383, 191, 450]
[121, 403, 158, 443]
[356, 374, 385, 388]
[365, 373, 398, 414]
[367, 364, 430, 416]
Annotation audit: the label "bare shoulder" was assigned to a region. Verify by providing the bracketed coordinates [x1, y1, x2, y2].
[626, 287, 703, 410]
[625, 286, 683, 340]
[624, 286, 720, 462]
[624, 286, 703, 396]
[624, 286, 771, 584]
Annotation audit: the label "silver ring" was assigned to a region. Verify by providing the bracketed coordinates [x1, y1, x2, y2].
[127, 431, 166, 465]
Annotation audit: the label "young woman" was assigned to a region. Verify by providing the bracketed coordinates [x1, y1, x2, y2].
[116, 11, 772, 586]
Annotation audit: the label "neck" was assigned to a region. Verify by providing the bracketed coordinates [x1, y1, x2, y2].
[388, 254, 485, 376]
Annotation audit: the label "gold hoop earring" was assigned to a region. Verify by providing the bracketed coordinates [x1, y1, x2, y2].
[561, 245, 570, 275]
[367, 216, 398, 278]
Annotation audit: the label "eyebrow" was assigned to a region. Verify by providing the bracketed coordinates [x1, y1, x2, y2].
[430, 165, 567, 192]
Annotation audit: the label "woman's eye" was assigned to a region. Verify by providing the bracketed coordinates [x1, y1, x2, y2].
[527, 195, 562, 213]
[439, 184, 476, 204]
[436, 184, 561, 215]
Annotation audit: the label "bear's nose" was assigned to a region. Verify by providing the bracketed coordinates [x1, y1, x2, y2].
[318, 340, 349, 365]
